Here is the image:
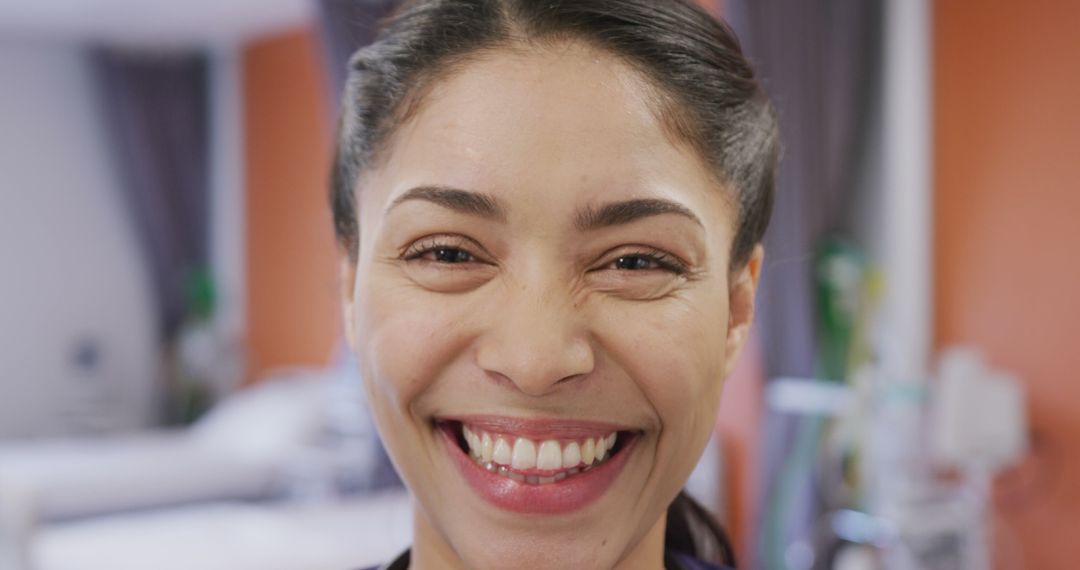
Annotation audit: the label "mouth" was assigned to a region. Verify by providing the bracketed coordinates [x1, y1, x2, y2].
[435, 416, 640, 514]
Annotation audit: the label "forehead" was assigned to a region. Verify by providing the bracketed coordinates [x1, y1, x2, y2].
[360, 42, 733, 234]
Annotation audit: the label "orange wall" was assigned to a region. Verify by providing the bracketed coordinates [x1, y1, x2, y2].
[716, 332, 763, 563]
[935, 1, 1080, 566]
[243, 29, 341, 384]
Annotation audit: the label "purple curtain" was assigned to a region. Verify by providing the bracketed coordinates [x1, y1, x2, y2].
[318, 0, 401, 115]
[93, 50, 210, 339]
[728, 0, 882, 386]
[317, 0, 406, 492]
[726, 0, 883, 564]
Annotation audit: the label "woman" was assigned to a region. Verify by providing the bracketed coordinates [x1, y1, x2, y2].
[330, 0, 778, 568]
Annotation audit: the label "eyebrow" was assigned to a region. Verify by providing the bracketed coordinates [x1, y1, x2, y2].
[387, 185, 507, 221]
[575, 198, 703, 231]
[387, 185, 702, 230]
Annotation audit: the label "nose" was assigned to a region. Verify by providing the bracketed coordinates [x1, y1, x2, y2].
[474, 280, 595, 397]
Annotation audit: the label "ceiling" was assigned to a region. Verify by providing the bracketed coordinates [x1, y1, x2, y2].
[0, 0, 313, 47]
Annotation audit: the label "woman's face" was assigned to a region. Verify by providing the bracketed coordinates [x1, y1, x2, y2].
[342, 42, 761, 570]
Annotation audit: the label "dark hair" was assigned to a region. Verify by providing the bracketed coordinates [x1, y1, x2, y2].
[666, 491, 738, 567]
[330, 0, 777, 270]
[329, 0, 774, 564]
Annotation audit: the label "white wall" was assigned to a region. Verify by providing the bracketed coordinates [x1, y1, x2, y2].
[878, 0, 933, 383]
[0, 39, 159, 438]
[207, 43, 246, 395]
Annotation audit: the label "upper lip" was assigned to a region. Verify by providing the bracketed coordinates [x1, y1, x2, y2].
[439, 415, 636, 440]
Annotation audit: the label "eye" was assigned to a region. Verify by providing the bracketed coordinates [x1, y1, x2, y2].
[603, 249, 688, 274]
[424, 247, 474, 264]
[613, 254, 665, 271]
[399, 235, 496, 293]
[588, 247, 691, 300]
[401, 235, 489, 266]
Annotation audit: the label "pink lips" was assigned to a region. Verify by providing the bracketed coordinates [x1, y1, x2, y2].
[438, 417, 638, 514]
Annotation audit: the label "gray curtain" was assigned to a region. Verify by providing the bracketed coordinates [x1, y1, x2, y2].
[726, 1, 883, 566]
[93, 51, 210, 339]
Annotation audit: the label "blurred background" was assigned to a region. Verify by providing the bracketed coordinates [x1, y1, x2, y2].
[0, 0, 1077, 568]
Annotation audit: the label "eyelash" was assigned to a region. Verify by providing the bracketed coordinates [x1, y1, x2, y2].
[611, 250, 689, 274]
[401, 236, 688, 275]
[401, 236, 485, 265]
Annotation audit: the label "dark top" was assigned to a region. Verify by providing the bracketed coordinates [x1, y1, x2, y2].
[361, 548, 733, 570]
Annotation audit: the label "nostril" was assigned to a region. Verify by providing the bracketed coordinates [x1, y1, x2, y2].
[479, 369, 590, 398]
[474, 329, 595, 396]
[552, 372, 586, 388]
[481, 369, 525, 393]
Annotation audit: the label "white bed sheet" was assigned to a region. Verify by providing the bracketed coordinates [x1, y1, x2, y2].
[0, 431, 276, 521]
[33, 491, 413, 570]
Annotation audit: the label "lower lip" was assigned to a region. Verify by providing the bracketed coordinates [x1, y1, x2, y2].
[440, 426, 637, 515]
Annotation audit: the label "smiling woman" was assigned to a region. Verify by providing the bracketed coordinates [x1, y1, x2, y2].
[328, 1, 777, 569]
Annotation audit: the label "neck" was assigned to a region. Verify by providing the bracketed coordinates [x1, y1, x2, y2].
[409, 506, 668, 570]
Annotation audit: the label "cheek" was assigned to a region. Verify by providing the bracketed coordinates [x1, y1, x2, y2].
[354, 272, 475, 417]
[597, 293, 730, 459]
[629, 296, 728, 392]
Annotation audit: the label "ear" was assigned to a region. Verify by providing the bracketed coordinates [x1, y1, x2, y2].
[340, 254, 359, 347]
[722, 244, 764, 378]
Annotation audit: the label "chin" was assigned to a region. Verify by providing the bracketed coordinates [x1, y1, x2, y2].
[453, 529, 614, 570]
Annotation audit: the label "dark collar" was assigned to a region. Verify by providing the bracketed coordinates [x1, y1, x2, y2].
[378, 549, 410, 570]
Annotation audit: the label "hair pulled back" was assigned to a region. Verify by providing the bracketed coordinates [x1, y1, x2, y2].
[330, 0, 777, 270]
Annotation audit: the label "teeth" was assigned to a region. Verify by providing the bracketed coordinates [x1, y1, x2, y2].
[492, 437, 512, 466]
[562, 441, 581, 468]
[511, 438, 537, 470]
[480, 432, 493, 463]
[460, 425, 625, 483]
[465, 426, 480, 457]
[537, 440, 562, 470]
[582, 438, 596, 465]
